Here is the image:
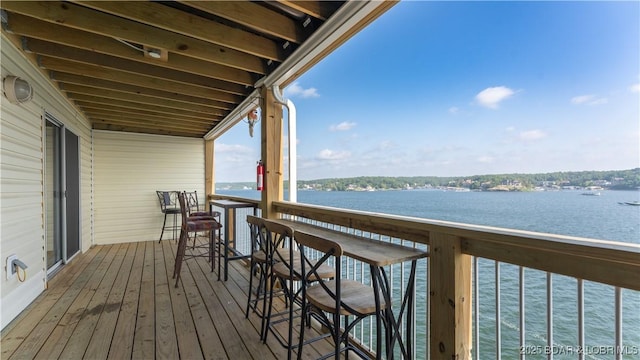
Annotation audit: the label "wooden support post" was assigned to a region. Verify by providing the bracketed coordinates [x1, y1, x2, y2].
[429, 232, 472, 359]
[205, 139, 215, 199]
[259, 86, 283, 219]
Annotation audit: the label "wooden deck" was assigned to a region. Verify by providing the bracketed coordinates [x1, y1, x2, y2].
[0, 239, 338, 359]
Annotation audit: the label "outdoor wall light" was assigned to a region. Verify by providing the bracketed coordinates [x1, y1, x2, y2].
[3, 75, 33, 104]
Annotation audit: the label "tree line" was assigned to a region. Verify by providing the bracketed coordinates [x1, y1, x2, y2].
[217, 168, 640, 191]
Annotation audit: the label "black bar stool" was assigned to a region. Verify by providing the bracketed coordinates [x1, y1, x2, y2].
[173, 192, 222, 287]
[262, 220, 335, 360]
[295, 230, 389, 360]
[156, 191, 180, 243]
[245, 216, 275, 339]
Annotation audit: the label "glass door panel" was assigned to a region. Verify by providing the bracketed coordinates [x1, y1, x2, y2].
[45, 120, 63, 270]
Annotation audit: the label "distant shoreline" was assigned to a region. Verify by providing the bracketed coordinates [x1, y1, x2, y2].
[217, 168, 640, 192]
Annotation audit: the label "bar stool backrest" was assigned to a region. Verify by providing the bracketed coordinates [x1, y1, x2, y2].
[295, 231, 343, 303]
[247, 215, 269, 257]
[156, 191, 178, 213]
[262, 220, 296, 272]
[177, 192, 189, 228]
[185, 191, 202, 215]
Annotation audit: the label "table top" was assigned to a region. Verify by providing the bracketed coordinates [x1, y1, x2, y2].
[209, 199, 257, 209]
[271, 219, 429, 267]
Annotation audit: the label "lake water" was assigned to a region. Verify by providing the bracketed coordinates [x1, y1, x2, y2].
[219, 189, 640, 359]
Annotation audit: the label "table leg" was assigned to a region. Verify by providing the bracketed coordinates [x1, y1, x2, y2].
[370, 265, 393, 359]
[224, 209, 230, 281]
[374, 260, 418, 360]
[405, 261, 418, 360]
[375, 266, 394, 359]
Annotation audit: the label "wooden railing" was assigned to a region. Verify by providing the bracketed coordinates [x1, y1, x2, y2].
[212, 195, 640, 359]
[271, 201, 639, 291]
[209, 193, 261, 207]
[272, 201, 640, 359]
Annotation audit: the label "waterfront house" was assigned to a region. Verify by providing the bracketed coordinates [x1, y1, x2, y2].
[1, 2, 638, 359]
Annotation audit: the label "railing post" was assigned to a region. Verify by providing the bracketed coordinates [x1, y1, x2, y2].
[205, 139, 215, 198]
[429, 232, 472, 359]
[259, 86, 283, 219]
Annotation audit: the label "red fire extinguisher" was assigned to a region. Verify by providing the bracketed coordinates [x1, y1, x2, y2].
[256, 160, 264, 191]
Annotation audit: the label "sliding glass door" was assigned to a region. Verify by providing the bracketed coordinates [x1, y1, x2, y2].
[45, 120, 63, 270]
[45, 115, 80, 275]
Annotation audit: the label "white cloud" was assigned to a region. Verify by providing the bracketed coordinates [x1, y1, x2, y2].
[317, 149, 351, 160]
[377, 140, 395, 151]
[284, 82, 319, 98]
[590, 98, 608, 105]
[629, 83, 640, 93]
[518, 129, 547, 141]
[571, 94, 608, 105]
[475, 86, 515, 109]
[216, 143, 253, 154]
[449, 106, 459, 114]
[571, 95, 594, 104]
[477, 156, 494, 163]
[329, 121, 356, 131]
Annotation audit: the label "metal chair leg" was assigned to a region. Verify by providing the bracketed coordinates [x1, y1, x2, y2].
[158, 212, 168, 243]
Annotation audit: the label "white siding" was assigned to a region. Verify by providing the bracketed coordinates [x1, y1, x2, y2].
[1, 35, 93, 329]
[93, 131, 204, 244]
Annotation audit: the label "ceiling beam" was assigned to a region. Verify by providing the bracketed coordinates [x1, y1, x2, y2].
[4, 15, 256, 89]
[87, 111, 213, 132]
[92, 122, 203, 138]
[23, 37, 253, 90]
[180, 1, 305, 44]
[49, 72, 233, 111]
[39, 56, 243, 104]
[274, 1, 335, 21]
[68, 93, 217, 120]
[74, 1, 283, 61]
[75, 102, 219, 125]
[59, 84, 223, 116]
[0, 1, 267, 73]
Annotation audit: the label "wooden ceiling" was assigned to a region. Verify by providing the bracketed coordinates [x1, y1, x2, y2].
[0, 1, 345, 137]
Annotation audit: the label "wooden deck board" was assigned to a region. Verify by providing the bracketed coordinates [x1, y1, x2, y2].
[19, 245, 115, 360]
[0, 245, 101, 359]
[29, 246, 110, 358]
[107, 241, 144, 360]
[175, 243, 228, 360]
[132, 241, 157, 359]
[84, 242, 137, 359]
[185, 249, 252, 358]
[1, 239, 341, 359]
[60, 243, 128, 359]
[191, 255, 278, 360]
[160, 240, 204, 360]
[154, 240, 179, 360]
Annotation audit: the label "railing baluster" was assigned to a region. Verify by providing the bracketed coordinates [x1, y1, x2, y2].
[496, 261, 502, 359]
[578, 279, 584, 360]
[520, 266, 525, 360]
[368, 260, 373, 350]
[425, 254, 430, 359]
[615, 286, 622, 360]
[400, 242, 407, 346]
[547, 272, 553, 360]
[474, 256, 479, 360]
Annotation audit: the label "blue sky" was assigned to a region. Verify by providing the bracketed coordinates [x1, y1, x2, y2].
[215, 1, 640, 182]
